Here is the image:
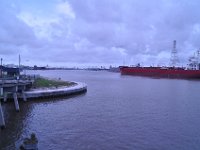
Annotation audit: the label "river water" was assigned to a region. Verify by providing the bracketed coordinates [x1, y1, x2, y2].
[1, 70, 200, 150]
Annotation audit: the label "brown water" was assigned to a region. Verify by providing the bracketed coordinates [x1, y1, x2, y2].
[1, 70, 200, 150]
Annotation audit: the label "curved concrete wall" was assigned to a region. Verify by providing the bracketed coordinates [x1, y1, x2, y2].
[24, 82, 87, 99]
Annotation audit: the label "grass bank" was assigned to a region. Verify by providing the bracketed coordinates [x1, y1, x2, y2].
[32, 77, 76, 89]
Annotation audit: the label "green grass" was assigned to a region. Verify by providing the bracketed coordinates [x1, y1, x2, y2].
[32, 77, 76, 88]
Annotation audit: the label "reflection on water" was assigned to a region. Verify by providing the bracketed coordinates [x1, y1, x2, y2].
[1, 70, 200, 150]
[0, 101, 34, 149]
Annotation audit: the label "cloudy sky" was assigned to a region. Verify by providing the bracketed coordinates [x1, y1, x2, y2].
[1, 0, 200, 67]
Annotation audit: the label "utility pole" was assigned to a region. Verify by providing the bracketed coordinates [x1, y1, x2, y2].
[1, 58, 2, 78]
[19, 54, 21, 76]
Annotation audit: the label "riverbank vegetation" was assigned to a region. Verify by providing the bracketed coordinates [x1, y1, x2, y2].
[32, 77, 76, 88]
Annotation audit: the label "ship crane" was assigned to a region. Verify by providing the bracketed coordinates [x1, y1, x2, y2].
[188, 50, 200, 70]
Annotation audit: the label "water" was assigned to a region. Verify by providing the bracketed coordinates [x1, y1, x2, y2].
[1, 70, 200, 150]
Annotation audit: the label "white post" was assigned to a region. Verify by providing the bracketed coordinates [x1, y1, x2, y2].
[13, 93, 20, 112]
[0, 87, 3, 102]
[0, 101, 5, 129]
[3, 93, 7, 102]
[0, 87, 3, 96]
[22, 92, 27, 101]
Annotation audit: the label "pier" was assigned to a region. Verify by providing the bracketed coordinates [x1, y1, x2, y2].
[0, 57, 88, 130]
[0, 78, 33, 128]
[0, 100, 5, 129]
[0, 79, 87, 129]
[0, 64, 87, 129]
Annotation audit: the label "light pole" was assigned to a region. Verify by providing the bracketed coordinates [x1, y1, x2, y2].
[1, 58, 2, 78]
[19, 55, 21, 76]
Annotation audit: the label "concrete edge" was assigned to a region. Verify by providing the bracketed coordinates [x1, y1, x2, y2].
[23, 82, 87, 99]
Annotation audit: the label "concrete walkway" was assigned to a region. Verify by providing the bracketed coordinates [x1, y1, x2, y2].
[23, 82, 87, 99]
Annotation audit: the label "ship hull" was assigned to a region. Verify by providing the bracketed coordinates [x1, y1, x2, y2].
[120, 67, 200, 79]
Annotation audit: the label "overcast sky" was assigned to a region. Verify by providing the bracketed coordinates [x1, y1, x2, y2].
[1, 0, 200, 67]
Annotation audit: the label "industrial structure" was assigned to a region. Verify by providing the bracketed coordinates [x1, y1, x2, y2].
[120, 41, 200, 79]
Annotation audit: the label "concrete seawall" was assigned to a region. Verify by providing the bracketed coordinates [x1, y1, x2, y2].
[0, 82, 87, 129]
[23, 82, 87, 99]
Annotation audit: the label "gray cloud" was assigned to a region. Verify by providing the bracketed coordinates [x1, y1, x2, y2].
[67, 0, 200, 65]
[0, 1, 37, 61]
[0, 0, 200, 67]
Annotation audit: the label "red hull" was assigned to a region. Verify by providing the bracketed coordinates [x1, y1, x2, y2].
[120, 66, 200, 79]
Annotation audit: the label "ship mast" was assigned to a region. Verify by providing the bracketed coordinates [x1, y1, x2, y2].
[196, 50, 200, 70]
[197, 50, 200, 64]
[170, 40, 179, 67]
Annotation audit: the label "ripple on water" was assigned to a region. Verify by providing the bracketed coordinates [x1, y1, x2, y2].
[1, 70, 200, 150]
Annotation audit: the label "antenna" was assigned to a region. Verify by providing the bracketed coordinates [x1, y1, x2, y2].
[19, 54, 21, 76]
[170, 40, 179, 67]
[1, 58, 2, 78]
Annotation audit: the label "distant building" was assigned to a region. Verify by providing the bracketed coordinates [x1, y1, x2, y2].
[33, 65, 46, 70]
[0, 66, 20, 77]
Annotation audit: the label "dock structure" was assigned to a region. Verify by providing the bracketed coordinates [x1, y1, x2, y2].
[0, 79, 87, 129]
[0, 100, 5, 129]
[0, 80, 32, 110]
[0, 79, 33, 129]
[0, 64, 35, 128]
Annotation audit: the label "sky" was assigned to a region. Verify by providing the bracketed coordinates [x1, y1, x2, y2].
[0, 0, 200, 67]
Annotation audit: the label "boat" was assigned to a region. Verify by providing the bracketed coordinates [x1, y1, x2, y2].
[120, 41, 200, 79]
[120, 66, 200, 79]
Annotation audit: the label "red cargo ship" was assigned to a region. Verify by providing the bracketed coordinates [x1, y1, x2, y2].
[120, 41, 200, 79]
[120, 66, 200, 79]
